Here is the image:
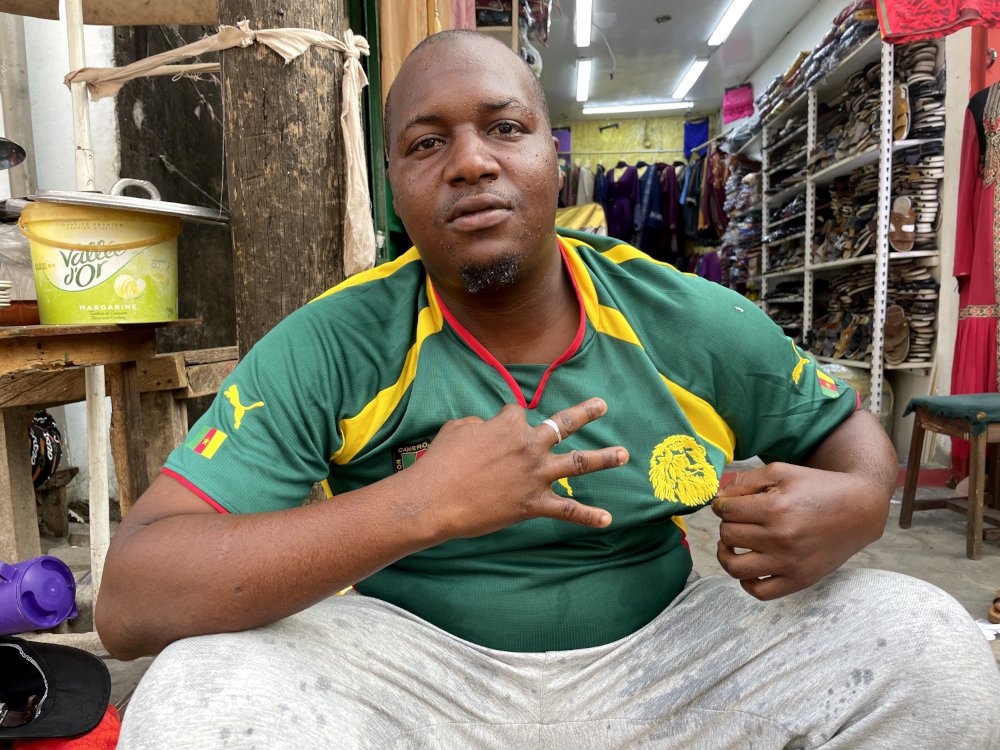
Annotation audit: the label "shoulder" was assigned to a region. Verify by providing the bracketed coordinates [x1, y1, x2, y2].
[559, 229, 756, 323]
[246, 248, 427, 369]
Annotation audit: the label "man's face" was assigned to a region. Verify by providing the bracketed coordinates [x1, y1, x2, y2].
[386, 38, 561, 295]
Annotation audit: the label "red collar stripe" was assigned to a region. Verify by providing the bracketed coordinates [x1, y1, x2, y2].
[427, 240, 586, 410]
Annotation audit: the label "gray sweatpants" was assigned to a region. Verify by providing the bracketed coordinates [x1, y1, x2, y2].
[119, 569, 1000, 749]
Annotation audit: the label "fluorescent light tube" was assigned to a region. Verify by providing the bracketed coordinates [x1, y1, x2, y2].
[575, 0, 592, 47]
[581, 102, 693, 115]
[672, 58, 709, 99]
[708, 0, 754, 46]
[576, 59, 592, 102]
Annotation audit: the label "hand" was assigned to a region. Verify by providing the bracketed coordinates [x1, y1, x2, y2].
[407, 399, 628, 541]
[711, 462, 886, 600]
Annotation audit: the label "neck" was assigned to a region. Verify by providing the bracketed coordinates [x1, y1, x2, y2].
[432, 237, 580, 365]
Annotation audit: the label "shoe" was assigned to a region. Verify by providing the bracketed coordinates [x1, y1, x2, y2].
[893, 84, 911, 140]
[884, 305, 910, 365]
[889, 196, 916, 252]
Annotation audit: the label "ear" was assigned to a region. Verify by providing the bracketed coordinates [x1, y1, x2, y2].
[552, 136, 565, 190]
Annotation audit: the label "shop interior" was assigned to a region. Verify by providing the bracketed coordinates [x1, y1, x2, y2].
[0, 0, 998, 735]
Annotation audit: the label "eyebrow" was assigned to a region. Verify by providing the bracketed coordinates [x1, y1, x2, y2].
[401, 98, 534, 133]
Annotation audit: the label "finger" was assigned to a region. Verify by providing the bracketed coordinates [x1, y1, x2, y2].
[535, 398, 607, 447]
[718, 521, 768, 550]
[740, 576, 798, 601]
[534, 492, 612, 528]
[547, 447, 628, 480]
[716, 541, 775, 580]
[717, 463, 788, 498]
[712, 491, 784, 524]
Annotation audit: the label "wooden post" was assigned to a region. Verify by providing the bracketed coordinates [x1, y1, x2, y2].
[967, 432, 988, 560]
[106, 362, 150, 516]
[899, 411, 925, 529]
[0, 407, 40, 562]
[218, 0, 347, 359]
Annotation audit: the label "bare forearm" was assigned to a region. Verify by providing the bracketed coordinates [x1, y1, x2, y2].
[96, 474, 438, 659]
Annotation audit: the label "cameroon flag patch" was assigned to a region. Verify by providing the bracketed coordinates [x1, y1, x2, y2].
[186, 426, 228, 458]
[817, 370, 839, 398]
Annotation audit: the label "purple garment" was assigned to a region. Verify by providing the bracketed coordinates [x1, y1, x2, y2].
[697, 250, 723, 284]
[606, 164, 640, 241]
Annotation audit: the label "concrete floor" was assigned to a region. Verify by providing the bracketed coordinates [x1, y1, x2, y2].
[39, 484, 1000, 712]
[685, 486, 1000, 662]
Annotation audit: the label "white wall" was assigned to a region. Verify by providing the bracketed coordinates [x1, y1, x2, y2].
[4, 4, 121, 504]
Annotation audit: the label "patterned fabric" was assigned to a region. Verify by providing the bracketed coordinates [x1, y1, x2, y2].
[877, 0, 1000, 43]
[164, 231, 857, 652]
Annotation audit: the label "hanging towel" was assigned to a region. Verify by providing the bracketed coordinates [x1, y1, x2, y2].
[684, 118, 710, 159]
[723, 84, 754, 124]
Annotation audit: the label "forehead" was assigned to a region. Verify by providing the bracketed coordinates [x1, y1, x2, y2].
[393, 39, 537, 124]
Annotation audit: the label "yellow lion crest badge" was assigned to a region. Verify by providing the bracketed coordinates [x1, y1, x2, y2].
[648, 435, 719, 506]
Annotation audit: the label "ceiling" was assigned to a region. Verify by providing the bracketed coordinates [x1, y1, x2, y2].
[539, 0, 822, 123]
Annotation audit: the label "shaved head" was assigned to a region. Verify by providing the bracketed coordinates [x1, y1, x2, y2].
[383, 30, 550, 156]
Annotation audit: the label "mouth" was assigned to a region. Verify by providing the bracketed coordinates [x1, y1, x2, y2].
[446, 193, 513, 232]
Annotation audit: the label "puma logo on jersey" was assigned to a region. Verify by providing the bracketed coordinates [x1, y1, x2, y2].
[224, 385, 264, 429]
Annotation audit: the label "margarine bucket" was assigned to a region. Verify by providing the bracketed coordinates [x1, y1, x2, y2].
[19, 202, 181, 324]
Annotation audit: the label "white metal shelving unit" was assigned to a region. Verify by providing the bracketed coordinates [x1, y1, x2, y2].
[755, 33, 941, 417]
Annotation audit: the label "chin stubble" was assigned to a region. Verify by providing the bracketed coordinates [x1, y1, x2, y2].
[459, 251, 526, 294]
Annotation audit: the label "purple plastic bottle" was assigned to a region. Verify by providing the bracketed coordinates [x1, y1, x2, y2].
[0, 556, 78, 635]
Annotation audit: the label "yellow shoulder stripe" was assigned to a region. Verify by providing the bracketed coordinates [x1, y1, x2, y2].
[659, 374, 736, 463]
[599, 243, 681, 272]
[330, 286, 443, 465]
[671, 516, 687, 535]
[311, 247, 422, 303]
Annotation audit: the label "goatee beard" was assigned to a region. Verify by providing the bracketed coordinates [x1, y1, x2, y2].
[459, 251, 525, 294]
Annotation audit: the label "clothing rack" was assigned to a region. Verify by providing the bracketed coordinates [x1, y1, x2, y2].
[690, 130, 730, 153]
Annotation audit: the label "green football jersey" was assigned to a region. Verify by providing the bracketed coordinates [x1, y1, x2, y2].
[164, 229, 858, 652]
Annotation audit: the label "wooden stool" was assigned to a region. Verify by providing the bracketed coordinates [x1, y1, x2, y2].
[34, 466, 79, 538]
[900, 395, 1000, 560]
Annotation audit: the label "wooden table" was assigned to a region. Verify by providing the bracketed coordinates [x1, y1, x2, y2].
[0, 321, 199, 575]
[900, 404, 1000, 560]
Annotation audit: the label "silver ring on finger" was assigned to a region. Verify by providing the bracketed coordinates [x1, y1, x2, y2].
[541, 418, 563, 444]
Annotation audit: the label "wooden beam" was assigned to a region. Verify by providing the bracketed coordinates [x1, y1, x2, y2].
[106, 362, 149, 516]
[0, 353, 187, 409]
[0, 406, 41, 562]
[176, 360, 236, 399]
[0, 328, 157, 377]
[184, 346, 238, 365]
[218, 0, 347, 358]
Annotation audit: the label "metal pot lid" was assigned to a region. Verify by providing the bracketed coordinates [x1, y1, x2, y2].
[30, 178, 229, 225]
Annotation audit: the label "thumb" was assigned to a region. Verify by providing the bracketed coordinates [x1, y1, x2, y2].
[534, 492, 612, 529]
[717, 464, 784, 499]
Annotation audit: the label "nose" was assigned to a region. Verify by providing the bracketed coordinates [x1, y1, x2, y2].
[442, 127, 501, 186]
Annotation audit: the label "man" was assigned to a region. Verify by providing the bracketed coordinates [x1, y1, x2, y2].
[106, 30, 1000, 749]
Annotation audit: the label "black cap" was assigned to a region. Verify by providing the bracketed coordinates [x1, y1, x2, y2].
[0, 636, 110, 740]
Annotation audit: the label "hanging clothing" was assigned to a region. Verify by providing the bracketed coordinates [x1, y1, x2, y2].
[877, 0, 1000, 43]
[575, 166, 595, 205]
[952, 85, 1000, 480]
[695, 250, 723, 284]
[605, 163, 641, 241]
[655, 163, 683, 266]
[594, 165, 609, 209]
[450, 0, 476, 29]
[634, 163, 664, 252]
[380, 0, 452, 106]
[684, 119, 711, 160]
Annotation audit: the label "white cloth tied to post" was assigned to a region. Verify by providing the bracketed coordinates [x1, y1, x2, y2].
[64, 21, 376, 276]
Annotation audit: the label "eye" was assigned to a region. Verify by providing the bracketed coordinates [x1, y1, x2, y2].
[490, 121, 524, 136]
[411, 136, 443, 153]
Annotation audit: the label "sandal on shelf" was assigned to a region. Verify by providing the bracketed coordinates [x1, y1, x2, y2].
[883, 305, 910, 366]
[893, 84, 911, 140]
[889, 196, 916, 252]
